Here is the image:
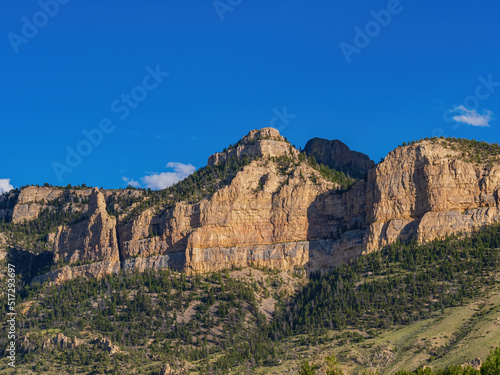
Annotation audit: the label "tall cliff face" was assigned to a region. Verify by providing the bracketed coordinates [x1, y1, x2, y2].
[0, 186, 144, 225]
[117, 128, 336, 274]
[53, 188, 120, 264]
[183, 160, 333, 273]
[364, 141, 500, 251]
[8, 186, 92, 224]
[304, 138, 375, 179]
[4, 130, 500, 283]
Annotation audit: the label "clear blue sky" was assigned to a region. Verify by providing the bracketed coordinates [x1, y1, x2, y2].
[1, 0, 499, 190]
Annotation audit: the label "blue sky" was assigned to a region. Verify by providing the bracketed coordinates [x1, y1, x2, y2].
[1, 0, 499, 190]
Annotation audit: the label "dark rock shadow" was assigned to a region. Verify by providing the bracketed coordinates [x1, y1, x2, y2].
[7, 248, 54, 283]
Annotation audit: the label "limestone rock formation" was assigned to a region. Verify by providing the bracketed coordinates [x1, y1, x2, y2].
[20, 335, 37, 354]
[160, 364, 173, 375]
[10, 186, 91, 223]
[1, 185, 144, 225]
[0, 233, 6, 259]
[119, 129, 334, 274]
[208, 127, 298, 166]
[304, 137, 375, 178]
[462, 357, 482, 370]
[3, 129, 500, 283]
[21, 333, 119, 357]
[53, 188, 120, 263]
[31, 261, 121, 285]
[363, 141, 500, 252]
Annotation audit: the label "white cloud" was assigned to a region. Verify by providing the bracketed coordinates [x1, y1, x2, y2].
[122, 177, 141, 188]
[141, 162, 196, 190]
[450, 105, 494, 127]
[0, 178, 14, 194]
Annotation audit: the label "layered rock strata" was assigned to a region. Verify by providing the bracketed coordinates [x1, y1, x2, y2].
[53, 188, 120, 264]
[4, 129, 500, 283]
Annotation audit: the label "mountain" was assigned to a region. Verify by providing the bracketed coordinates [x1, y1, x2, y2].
[1, 128, 500, 374]
[1, 129, 500, 285]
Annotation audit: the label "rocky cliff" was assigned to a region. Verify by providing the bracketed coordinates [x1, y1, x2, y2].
[208, 127, 297, 166]
[0, 185, 144, 225]
[3, 129, 500, 283]
[304, 137, 375, 179]
[53, 188, 120, 264]
[118, 128, 337, 275]
[364, 140, 500, 251]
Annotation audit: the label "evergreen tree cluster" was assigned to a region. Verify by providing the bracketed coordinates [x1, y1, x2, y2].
[215, 225, 500, 370]
[1, 268, 275, 373]
[270, 225, 500, 339]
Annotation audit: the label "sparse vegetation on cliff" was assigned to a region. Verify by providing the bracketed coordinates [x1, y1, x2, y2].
[439, 138, 500, 165]
[0, 207, 86, 253]
[224, 131, 291, 152]
[306, 155, 357, 190]
[118, 154, 260, 222]
[397, 137, 500, 165]
[270, 152, 357, 191]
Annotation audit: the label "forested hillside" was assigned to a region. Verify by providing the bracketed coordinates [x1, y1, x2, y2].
[1, 224, 499, 374]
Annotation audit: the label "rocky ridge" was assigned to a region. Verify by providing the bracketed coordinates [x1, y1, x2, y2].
[3, 129, 500, 283]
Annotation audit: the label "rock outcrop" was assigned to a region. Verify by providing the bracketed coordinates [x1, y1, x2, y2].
[462, 357, 482, 370]
[92, 337, 121, 355]
[4, 129, 500, 283]
[208, 127, 298, 166]
[1, 185, 144, 225]
[53, 188, 120, 264]
[119, 128, 335, 274]
[10, 186, 91, 223]
[364, 141, 500, 252]
[42, 333, 82, 350]
[31, 261, 121, 285]
[21, 333, 119, 357]
[160, 364, 175, 375]
[304, 137, 375, 178]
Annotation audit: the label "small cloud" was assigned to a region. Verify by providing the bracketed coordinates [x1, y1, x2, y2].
[141, 162, 196, 190]
[122, 177, 141, 188]
[449, 105, 494, 127]
[0, 178, 14, 194]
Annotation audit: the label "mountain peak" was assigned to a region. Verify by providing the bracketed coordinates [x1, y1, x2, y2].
[207, 127, 295, 166]
[242, 127, 284, 143]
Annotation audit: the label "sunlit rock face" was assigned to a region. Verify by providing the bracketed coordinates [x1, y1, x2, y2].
[5, 130, 500, 283]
